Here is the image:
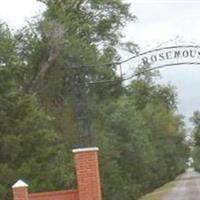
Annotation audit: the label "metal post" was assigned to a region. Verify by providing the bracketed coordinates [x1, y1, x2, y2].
[72, 65, 93, 148]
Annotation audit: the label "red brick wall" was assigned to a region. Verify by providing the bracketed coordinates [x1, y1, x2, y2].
[12, 187, 28, 200]
[29, 190, 78, 200]
[73, 148, 102, 200]
[12, 147, 102, 200]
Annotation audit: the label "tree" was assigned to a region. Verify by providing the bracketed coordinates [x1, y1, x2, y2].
[191, 111, 200, 145]
[0, 2, 189, 199]
[17, 0, 135, 95]
[15, 0, 135, 141]
[92, 69, 188, 200]
[191, 111, 200, 170]
[0, 22, 74, 200]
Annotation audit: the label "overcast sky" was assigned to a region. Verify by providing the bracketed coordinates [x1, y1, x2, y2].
[0, 0, 200, 129]
[0, 0, 45, 29]
[123, 0, 200, 129]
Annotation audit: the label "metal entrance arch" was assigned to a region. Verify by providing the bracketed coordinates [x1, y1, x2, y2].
[72, 45, 200, 147]
[119, 45, 200, 80]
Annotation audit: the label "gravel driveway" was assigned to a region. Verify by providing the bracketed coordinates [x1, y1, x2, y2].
[163, 168, 200, 200]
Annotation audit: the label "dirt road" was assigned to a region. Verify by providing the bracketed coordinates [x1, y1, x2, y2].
[163, 168, 200, 200]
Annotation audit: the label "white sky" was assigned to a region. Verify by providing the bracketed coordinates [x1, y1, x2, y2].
[124, 0, 200, 129]
[0, 0, 200, 129]
[0, 0, 45, 29]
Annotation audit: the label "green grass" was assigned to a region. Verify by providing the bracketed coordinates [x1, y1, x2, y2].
[139, 180, 177, 200]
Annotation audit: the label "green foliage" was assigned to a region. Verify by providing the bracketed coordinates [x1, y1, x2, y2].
[0, 23, 15, 65]
[14, 0, 134, 144]
[94, 77, 188, 200]
[16, 0, 134, 98]
[0, 92, 75, 199]
[193, 147, 200, 171]
[0, 2, 189, 200]
[0, 23, 75, 200]
[191, 111, 200, 170]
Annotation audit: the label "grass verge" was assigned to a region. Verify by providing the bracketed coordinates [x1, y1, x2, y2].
[138, 180, 177, 200]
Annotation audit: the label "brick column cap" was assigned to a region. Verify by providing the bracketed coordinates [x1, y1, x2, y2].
[72, 147, 99, 153]
[12, 180, 28, 188]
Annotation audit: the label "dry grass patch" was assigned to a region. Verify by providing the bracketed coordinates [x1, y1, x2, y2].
[139, 180, 177, 200]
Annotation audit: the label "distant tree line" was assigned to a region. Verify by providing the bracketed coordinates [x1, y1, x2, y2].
[191, 111, 200, 171]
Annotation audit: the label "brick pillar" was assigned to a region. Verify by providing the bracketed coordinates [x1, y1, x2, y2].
[12, 180, 29, 200]
[73, 147, 102, 200]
